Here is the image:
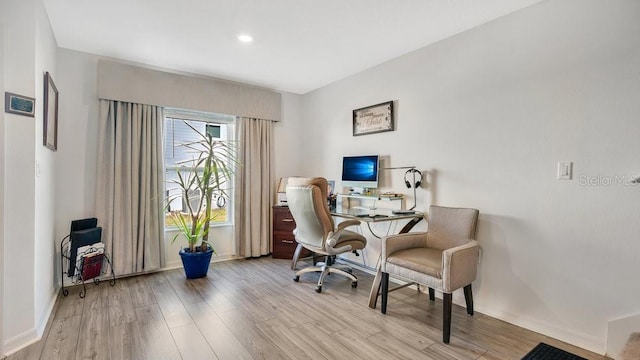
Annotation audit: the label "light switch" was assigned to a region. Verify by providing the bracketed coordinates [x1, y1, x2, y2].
[557, 161, 572, 180]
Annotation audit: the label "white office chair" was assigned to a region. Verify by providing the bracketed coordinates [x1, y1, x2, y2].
[286, 177, 367, 293]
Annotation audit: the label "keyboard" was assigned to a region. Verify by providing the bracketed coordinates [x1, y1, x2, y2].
[355, 214, 388, 218]
[392, 210, 416, 215]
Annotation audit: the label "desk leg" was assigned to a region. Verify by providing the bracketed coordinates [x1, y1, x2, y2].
[368, 256, 382, 309]
[366, 216, 423, 309]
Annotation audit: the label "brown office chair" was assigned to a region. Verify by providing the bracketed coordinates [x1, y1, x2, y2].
[286, 177, 367, 293]
[380, 205, 479, 343]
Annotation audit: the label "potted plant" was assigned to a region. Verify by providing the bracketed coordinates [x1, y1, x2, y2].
[166, 122, 236, 279]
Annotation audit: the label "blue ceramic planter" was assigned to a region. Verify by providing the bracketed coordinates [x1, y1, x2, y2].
[179, 247, 214, 279]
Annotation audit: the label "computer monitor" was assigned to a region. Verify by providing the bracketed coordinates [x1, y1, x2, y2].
[341, 155, 379, 190]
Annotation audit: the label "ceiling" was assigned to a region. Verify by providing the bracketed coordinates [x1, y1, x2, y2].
[42, 0, 543, 94]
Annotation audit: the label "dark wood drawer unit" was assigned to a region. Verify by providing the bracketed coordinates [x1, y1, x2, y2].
[273, 206, 296, 232]
[272, 206, 308, 259]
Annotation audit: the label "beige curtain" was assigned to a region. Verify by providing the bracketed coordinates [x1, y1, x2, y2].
[95, 100, 165, 276]
[235, 117, 274, 257]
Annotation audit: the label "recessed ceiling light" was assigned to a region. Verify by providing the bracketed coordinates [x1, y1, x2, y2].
[237, 34, 254, 43]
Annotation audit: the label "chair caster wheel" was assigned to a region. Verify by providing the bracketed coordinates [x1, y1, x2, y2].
[293, 276, 299, 282]
[315, 286, 322, 293]
[351, 282, 357, 288]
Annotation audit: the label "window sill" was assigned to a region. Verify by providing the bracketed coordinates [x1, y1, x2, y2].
[164, 223, 233, 232]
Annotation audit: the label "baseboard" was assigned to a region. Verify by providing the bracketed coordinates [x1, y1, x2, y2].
[2, 328, 38, 357]
[2, 289, 59, 357]
[164, 253, 241, 270]
[60, 253, 245, 283]
[36, 290, 58, 337]
[477, 305, 605, 355]
[340, 258, 606, 355]
[163, 259, 184, 270]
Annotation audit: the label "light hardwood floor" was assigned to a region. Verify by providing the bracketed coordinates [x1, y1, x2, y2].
[6, 257, 609, 360]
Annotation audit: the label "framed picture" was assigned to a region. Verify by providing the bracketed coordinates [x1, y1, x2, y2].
[4, 92, 35, 117]
[43, 71, 59, 151]
[353, 101, 394, 136]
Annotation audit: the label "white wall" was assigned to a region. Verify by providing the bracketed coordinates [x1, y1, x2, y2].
[300, 0, 640, 355]
[54, 49, 101, 256]
[33, 0, 58, 338]
[0, 9, 6, 356]
[274, 92, 304, 181]
[2, 0, 38, 351]
[1, 0, 58, 354]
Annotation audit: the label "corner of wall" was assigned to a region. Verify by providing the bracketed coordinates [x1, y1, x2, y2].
[35, 289, 57, 338]
[607, 313, 640, 358]
[2, 328, 38, 358]
[0, 12, 7, 359]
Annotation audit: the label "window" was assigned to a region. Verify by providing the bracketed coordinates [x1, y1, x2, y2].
[164, 109, 235, 228]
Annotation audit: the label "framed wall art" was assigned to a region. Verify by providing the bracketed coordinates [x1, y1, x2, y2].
[352, 100, 394, 136]
[43, 71, 59, 151]
[4, 92, 35, 117]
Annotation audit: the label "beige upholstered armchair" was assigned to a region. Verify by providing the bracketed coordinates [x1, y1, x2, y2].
[286, 177, 367, 293]
[380, 205, 479, 343]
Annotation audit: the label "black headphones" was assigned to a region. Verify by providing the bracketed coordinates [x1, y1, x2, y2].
[404, 169, 423, 188]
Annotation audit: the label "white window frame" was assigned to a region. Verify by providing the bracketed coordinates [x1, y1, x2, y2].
[164, 108, 236, 230]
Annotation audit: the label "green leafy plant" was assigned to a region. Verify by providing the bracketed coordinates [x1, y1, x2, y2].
[166, 121, 237, 253]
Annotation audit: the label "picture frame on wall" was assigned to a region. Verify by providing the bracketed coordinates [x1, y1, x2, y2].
[43, 71, 59, 151]
[4, 92, 35, 117]
[352, 100, 394, 136]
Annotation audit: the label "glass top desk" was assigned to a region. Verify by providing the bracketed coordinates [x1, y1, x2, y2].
[330, 209, 423, 230]
[330, 209, 424, 309]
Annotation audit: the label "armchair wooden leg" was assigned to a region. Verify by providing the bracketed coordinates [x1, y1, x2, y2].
[428, 287, 435, 301]
[443, 293, 452, 344]
[381, 272, 389, 314]
[463, 284, 474, 316]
